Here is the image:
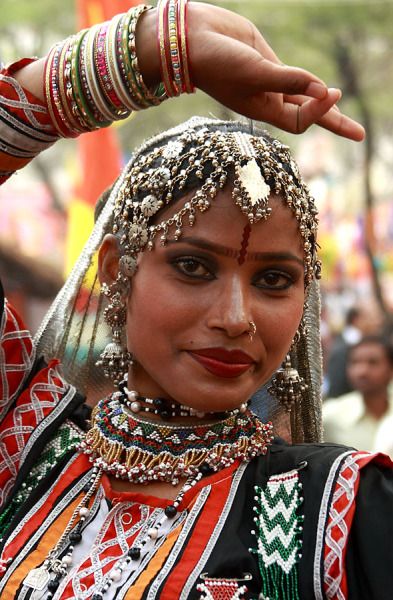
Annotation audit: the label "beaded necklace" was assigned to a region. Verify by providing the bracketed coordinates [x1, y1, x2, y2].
[81, 392, 273, 484]
[118, 380, 247, 421]
[23, 392, 273, 597]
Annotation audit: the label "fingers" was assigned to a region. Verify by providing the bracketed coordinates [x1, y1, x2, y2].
[316, 106, 366, 142]
[188, 5, 365, 141]
[191, 8, 330, 101]
[251, 58, 330, 100]
[282, 92, 365, 141]
[296, 89, 342, 131]
[259, 94, 337, 136]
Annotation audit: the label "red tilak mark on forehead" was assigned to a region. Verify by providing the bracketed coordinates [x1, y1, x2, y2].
[238, 224, 252, 266]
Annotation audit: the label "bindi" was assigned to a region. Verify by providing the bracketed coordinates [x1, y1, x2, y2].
[238, 223, 252, 266]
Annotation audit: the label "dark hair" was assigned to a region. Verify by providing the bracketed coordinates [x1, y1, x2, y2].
[349, 335, 393, 365]
[94, 183, 115, 224]
[345, 306, 361, 326]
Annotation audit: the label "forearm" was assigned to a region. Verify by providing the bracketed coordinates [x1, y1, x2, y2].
[0, 59, 59, 185]
[1, 0, 365, 185]
[0, 7, 161, 184]
[13, 8, 160, 101]
[12, 57, 46, 102]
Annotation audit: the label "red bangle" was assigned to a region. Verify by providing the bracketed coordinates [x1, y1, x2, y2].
[95, 22, 124, 110]
[44, 44, 75, 137]
[182, 0, 195, 93]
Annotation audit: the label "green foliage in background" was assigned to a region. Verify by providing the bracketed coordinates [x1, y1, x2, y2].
[2, 0, 392, 151]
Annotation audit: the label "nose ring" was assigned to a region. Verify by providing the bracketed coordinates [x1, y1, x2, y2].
[248, 321, 257, 340]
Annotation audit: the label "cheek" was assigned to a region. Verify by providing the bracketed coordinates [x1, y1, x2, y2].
[125, 273, 200, 353]
[261, 294, 305, 359]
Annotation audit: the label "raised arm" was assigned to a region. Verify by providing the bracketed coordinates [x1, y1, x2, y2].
[3, 1, 364, 181]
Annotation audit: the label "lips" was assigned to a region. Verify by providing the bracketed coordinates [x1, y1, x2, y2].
[188, 347, 255, 378]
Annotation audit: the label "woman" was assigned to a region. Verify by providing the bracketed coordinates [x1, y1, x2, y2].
[0, 2, 391, 599]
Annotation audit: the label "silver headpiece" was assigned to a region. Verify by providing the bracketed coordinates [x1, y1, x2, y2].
[35, 117, 323, 443]
[113, 119, 320, 287]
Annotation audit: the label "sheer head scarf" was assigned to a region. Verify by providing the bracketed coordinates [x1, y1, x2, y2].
[34, 117, 323, 443]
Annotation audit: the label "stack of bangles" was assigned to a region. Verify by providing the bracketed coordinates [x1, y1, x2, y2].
[157, 0, 194, 97]
[44, 1, 195, 137]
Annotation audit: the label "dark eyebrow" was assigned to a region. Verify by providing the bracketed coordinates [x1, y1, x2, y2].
[166, 236, 304, 266]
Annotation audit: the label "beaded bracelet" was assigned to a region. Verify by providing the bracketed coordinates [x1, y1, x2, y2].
[157, 0, 194, 97]
[72, 29, 104, 129]
[106, 14, 134, 115]
[127, 5, 166, 107]
[79, 29, 111, 126]
[65, 31, 93, 131]
[123, 6, 154, 109]
[44, 3, 179, 135]
[115, 12, 144, 111]
[44, 43, 78, 137]
[168, 0, 183, 94]
[58, 38, 87, 134]
[84, 24, 119, 121]
[94, 22, 125, 114]
[158, 0, 178, 97]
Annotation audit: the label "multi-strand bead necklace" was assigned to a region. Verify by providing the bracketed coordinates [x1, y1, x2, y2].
[23, 387, 273, 598]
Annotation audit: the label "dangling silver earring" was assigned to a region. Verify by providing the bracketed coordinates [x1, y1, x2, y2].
[96, 273, 133, 386]
[268, 319, 308, 411]
[268, 354, 307, 412]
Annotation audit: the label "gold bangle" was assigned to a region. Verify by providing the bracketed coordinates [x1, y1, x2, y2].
[179, 0, 194, 93]
[158, 0, 178, 97]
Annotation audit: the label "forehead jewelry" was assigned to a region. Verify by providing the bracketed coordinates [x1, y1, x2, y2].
[112, 123, 320, 287]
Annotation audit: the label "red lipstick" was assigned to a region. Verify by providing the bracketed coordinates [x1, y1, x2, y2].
[188, 347, 255, 378]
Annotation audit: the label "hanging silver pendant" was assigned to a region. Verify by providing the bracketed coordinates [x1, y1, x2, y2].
[23, 566, 50, 590]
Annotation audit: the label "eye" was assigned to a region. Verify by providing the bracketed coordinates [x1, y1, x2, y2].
[254, 270, 294, 290]
[172, 257, 215, 280]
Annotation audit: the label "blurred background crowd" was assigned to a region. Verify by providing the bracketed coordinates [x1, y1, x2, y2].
[1, 0, 393, 455]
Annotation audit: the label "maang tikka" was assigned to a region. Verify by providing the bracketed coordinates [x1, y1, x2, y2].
[96, 273, 133, 386]
[112, 119, 320, 289]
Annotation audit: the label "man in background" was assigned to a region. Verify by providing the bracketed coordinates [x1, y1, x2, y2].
[325, 306, 364, 398]
[323, 336, 393, 452]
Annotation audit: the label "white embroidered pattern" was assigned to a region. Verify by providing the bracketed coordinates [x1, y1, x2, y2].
[321, 451, 372, 600]
[197, 576, 248, 600]
[253, 469, 303, 574]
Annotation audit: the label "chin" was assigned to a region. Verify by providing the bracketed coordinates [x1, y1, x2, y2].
[171, 383, 258, 413]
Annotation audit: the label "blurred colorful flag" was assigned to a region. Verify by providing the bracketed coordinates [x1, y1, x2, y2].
[65, 0, 139, 275]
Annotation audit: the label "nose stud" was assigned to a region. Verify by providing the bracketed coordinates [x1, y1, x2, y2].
[248, 321, 257, 341]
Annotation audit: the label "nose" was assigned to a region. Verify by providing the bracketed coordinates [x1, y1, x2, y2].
[349, 361, 369, 381]
[207, 275, 252, 339]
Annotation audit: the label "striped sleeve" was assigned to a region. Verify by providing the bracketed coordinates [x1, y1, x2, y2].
[0, 58, 59, 184]
[0, 299, 35, 423]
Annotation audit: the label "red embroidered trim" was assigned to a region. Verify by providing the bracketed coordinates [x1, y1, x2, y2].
[0, 301, 34, 420]
[323, 451, 393, 599]
[197, 577, 248, 599]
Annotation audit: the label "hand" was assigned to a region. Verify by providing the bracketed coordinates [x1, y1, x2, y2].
[187, 3, 365, 141]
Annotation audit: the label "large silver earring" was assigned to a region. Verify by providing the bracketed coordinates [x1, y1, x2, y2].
[96, 274, 133, 386]
[268, 320, 308, 411]
[268, 354, 307, 412]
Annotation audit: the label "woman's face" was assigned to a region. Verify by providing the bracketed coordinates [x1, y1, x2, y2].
[120, 187, 306, 411]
